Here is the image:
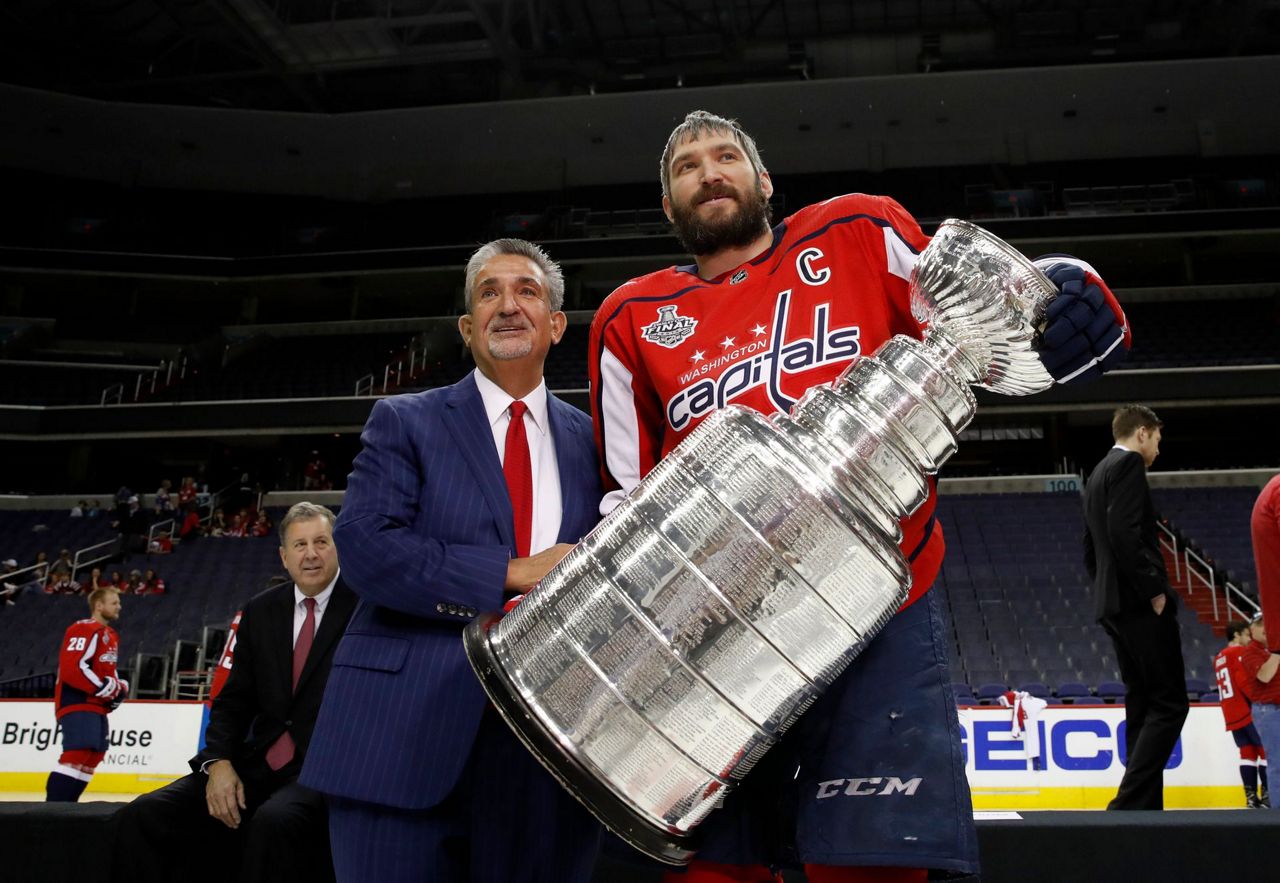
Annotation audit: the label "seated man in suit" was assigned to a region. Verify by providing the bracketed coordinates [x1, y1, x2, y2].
[301, 239, 603, 883]
[113, 502, 357, 883]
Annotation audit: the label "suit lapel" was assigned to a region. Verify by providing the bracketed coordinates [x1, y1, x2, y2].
[294, 579, 356, 695]
[444, 373, 516, 551]
[547, 395, 584, 543]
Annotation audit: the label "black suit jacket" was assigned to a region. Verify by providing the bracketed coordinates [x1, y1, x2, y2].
[192, 576, 357, 776]
[1083, 447, 1173, 621]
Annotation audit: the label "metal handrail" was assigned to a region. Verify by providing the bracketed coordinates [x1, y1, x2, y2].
[70, 537, 121, 580]
[100, 382, 124, 405]
[1182, 546, 1220, 620]
[148, 518, 175, 550]
[1156, 521, 1181, 582]
[354, 372, 374, 396]
[2, 560, 50, 592]
[170, 670, 214, 701]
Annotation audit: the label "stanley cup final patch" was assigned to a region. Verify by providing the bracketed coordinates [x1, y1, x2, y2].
[640, 305, 698, 349]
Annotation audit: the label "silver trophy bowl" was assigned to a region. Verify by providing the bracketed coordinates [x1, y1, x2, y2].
[464, 219, 1057, 864]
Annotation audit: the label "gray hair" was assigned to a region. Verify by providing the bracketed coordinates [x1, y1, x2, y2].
[277, 501, 337, 545]
[659, 110, 768, 200]
[463, 238, 565, 312]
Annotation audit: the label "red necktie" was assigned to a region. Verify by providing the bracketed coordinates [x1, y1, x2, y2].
[504, 400, 533, 558]
[265, 597, 316, 770]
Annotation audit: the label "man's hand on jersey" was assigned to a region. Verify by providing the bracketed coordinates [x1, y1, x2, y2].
[1034, 256, 1130, 384]
[504, 543, 575, 593]
[206, 759, 247, 829]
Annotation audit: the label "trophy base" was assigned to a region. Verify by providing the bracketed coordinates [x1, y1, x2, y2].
[463, 612, 700, 867]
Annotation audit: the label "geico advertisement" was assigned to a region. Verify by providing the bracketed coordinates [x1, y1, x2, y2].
[958, 705, 1238, 789]
[0, 700, 205, 775]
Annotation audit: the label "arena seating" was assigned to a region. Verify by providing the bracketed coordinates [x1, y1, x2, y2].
[1119, 299, 1280, 369]
[0, 508, 294, 689]
[0, 509, 118, 574]
[1152, 485, 1261, 591]
[935, 492, 1220, 702]
[0, 362, 151, 405]
[173, 333, 416, 400]
[4, 489, 1248, 704]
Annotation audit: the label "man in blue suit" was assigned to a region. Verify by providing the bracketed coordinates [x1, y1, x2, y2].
[301, 239, 603, 882]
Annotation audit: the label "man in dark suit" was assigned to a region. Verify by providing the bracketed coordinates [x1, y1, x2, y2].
[113, 502, 356, 882]
[301, 239, 602, 883]
[1083, 404, 1188, 810]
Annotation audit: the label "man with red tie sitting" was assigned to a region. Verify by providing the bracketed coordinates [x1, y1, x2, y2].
[113, 502, 356, 883]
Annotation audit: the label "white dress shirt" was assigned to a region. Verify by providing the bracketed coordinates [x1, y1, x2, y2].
[292, 572, 338, 646]
[473, 369, 563, 555]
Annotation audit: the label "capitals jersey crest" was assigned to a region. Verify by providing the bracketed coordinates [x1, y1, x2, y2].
[589, 193, 943, 610]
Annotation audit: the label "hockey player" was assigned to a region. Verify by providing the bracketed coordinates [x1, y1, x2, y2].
[588, 110, 1129, 882]
[46, 585, 128, 801]
[1218, 618, 1271, 806]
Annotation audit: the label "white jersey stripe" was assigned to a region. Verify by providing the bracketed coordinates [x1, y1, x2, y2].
[78, 631, 104, 690]
[599, 345, 642, 515]
[883, 226, 918, 282]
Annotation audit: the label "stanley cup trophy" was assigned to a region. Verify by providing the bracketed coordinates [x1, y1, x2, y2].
[464, 219, 1059, 864]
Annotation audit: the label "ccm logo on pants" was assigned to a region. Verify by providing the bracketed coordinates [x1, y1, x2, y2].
[815, 776, 923, 799]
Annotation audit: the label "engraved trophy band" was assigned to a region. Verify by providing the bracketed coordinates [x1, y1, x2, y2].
[463, 219, 1057, 864]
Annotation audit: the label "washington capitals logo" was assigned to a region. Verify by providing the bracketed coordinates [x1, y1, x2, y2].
[641, 304, 698, 349]
[665, 290, 862, 431]
[730, 269, 749, 285]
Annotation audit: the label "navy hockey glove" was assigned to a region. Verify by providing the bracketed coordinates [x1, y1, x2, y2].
[1034, 256, 1130, 384]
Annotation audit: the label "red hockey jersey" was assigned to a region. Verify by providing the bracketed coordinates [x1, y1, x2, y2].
[208, 610, 242, 701]
[1214, 644, 1254, 730]
[589, 193, 943, 607]
[54, 618, 123, 718]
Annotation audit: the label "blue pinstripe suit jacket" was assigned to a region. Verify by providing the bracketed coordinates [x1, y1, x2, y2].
[299, 371, 602, 809]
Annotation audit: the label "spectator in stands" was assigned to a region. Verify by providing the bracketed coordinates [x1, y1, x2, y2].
[176, 477, 200, 538]
[113, 501, 356, 883]
[26, 550, 51, 591]
[70, 500, 86, 518]
[250, 510, 273, 538]
[301, 239, 603, 883]
[86, 499, 102, 518]
[51, 548, 73, 577]
[46, 571, 81, 596]
[2, 558, 19, 606]
[119, 495, 150, 553]
[113, 485, 133, 525]
[209, 509, 228, 537]
[46, 586, 127, 802]
[154, 478, 174, 514]
[1214, 620, 1269, 807]
[142, 568, 166, 595]
[148, 530, 174, 555]
[303, 451, 326, 491]
[110, 570, 126, 590]
[227, 513, 247, 538]
[85, 568, 110, 592]
[1083, 404, 1188, 810]
[124, 570, 145, 594]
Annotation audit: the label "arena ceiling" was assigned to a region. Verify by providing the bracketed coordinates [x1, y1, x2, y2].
[1, 0, 1278, 113]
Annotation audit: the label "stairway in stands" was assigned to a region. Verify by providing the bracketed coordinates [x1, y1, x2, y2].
[1163, 543, 1226, 637]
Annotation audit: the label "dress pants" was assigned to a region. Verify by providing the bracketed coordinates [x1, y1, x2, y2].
[327, 709, 601, 883]
[1100, 606, 1189, 810]
[112, 764, 334, 883]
